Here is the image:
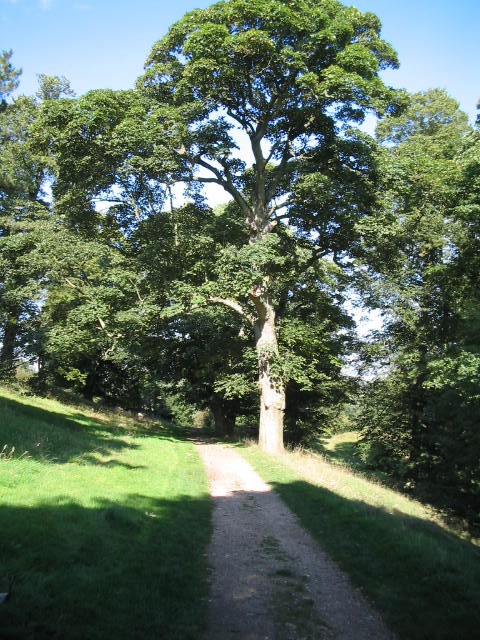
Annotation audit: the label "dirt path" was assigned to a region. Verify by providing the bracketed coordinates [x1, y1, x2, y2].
[194, 440, 396, 640]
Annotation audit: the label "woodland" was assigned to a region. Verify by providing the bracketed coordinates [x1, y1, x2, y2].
[1, 0, 479, 526]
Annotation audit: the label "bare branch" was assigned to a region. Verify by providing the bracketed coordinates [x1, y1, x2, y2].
[129, 278, 144, 303]
[207, 296, 254, 325]
[64, 277, 78, 290]
[195, 156, 225, 181]
[226, 107, 254, 135]
[193, 176, 222, 184]
[196, 156, 252, 219]
[266, 144, 294, 202]
[64, 277, 87, 295]
[271, 212, 290, 222]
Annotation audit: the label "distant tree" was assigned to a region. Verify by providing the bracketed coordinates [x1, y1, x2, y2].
[0, 70, 62, 378]
[34, 226, 143, 403]
[34, 88, 199, 406]
[131, 202, 256, 432]
[35, 74, 75, 102]
[277, 258, 356, 444]
[0, 49, 21, 108]
[454, 105, 480, 300]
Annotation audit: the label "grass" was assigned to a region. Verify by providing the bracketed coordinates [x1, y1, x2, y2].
[0, 386, 211, 640]
[316, 430, 363, 467]
[239, 440, 480, 640]
[3, 386, 479, 640]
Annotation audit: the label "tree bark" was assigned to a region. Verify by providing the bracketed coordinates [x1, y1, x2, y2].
[252, 289, 285, 454]
[0, 308, 19, 380]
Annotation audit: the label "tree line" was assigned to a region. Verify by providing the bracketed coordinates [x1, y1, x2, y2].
[1, 0, 478, 525]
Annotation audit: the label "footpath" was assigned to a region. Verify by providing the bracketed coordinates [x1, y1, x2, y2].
[195, 441, 396, 640]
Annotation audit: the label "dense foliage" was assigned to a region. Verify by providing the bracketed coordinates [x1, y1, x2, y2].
[0, 0, 478, 523]
[357, 90, 480, 522]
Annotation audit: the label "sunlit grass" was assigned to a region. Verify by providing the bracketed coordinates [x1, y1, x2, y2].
[0, 386, 211, 640]
[239, 441, 480, 640]
[317, 429, 362, 464]
[289, 442, 446, 527]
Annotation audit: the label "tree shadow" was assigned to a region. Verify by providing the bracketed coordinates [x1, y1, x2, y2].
[267, 478, 480, 640]
[312, 433, 480, 530]
[0, 394, 188, 465]
[0, 493, 210, 640]
[0, 472, 479, 640]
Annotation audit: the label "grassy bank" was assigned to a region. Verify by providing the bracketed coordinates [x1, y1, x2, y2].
[240, 441, 480, 640]
[0, 387, 211, 640]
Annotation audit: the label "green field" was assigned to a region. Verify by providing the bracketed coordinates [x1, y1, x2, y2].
[0, 387, 211, 640]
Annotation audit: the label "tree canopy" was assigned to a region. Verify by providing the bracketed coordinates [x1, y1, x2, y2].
[1, 3, 479, 524]
[134, 0, 401, 452]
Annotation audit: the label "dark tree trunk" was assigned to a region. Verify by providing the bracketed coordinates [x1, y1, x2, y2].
[211, 397, 237, 438]
[0, 309, 19, 379]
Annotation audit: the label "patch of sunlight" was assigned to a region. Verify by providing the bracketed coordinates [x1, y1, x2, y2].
[0, 385, 130, 429]
[322, 431, 361, 452]
[281, 448, 446, 530]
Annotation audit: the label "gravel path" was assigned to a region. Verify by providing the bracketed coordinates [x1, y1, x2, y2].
[194, 440, 396, 640]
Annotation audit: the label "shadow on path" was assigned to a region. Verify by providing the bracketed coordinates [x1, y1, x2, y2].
[197, 441, 480, 640]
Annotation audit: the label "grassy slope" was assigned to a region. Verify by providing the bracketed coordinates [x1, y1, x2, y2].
[239, 439, 480, 640]
[3, 386, 479, 640]
[0, 387, 211, 640]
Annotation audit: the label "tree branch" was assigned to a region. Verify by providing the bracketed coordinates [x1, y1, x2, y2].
[266, 142, 294, 202]
[129, 278, 144, 303]
[226, 107, 254, 135]
[64, 277, 87, 296]
[195, 156, 252, 218]
[193, 176, 221, 184]
[207, 296, 254, 325]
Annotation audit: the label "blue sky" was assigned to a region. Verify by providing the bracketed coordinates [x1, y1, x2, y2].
[1, 0, 478, 123]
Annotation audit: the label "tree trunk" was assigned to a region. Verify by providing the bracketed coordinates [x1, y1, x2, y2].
[0, 309, 19, 380]
[223, 410, 236, 439]
[252, 289, 285, 454]
[211, 398, 236, 439]
[84, 367, 99, 402]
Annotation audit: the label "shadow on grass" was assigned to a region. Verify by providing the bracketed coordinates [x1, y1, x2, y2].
[0, 493, 211, 640]
[1, 468, 479, 640]
[311, 433, 480, 531]
[267, 478, 480, 640]
[0, 394, 189, 465]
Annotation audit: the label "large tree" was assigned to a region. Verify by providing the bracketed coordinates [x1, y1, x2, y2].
[357, 90, 480, 518]
[137, 0, 400, 451]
